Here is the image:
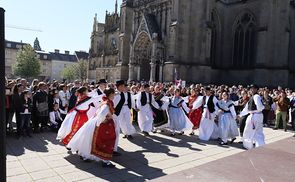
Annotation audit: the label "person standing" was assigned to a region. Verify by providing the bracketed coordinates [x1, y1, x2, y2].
[59, 84, 70, 119]
[19, 90, 33, 137]
[152, 85, 168, 132]
[199, 87, 219, 141]
[237, 90, 249, 143]
[273, 91, 290, 132]
[68, 80, 81, 111]
[262, 89, 273, 127]
[12, 83, 24, 138]
[239, 84, 265, 150]
[32, 82, 49, 132]
[136, 84, 161, 136]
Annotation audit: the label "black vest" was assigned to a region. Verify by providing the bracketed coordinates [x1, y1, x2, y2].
[114, 92, 132, 116]
[248, 95, 257, 111]
[97, 89, 103, 95]
[141, 92, 152, 106]
[204, 95, 215, 113]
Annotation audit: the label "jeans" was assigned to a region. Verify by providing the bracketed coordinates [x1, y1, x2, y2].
[20, 114, 31, 134]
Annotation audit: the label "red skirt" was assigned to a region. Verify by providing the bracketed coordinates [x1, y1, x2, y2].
[189, 108, 202, 129]
[62, 111, 89, 145]
[91, 119, 116, 160]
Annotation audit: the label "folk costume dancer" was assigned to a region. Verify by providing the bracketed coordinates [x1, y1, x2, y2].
[239, 84, 265, 150]
[68, 88, 117, 168]
[188, 88, 203, 135]
[152, 85, 168, 132]
[113, 80, 136, 140]
[167, 89, 193, 136]
[217, 92, 239, 145]
[57, 87, 99, 146]
[199, 87, 219, 141]
[136, 84, 161, 136]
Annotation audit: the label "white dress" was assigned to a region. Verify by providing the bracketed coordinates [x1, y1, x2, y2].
[57, 95, 102, 141]
[240, 94, 265, 149]
[217, 100, 239, 143]
[136, 92, 160, 132]
[67, 104, 110, 162]
[167, 96, 193, 132]
[199, 96, 219, 141]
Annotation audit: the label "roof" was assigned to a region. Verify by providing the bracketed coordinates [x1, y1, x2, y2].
[36, 51, 51, 61]
[49, 52, 77, 62]
[75, 51, 89, 60]
[5, 40, 28, 49]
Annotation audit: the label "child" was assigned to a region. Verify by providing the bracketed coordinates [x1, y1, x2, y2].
[20, 90, 32, 137]
[49, 103, 63, 132]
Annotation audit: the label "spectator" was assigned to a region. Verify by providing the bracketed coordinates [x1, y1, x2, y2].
[273, 91, 290, 131]
[20, 90, 32, 137]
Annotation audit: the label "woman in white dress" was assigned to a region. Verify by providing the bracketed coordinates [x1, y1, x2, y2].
[67, 88, 117, 168]
[217, 92, 239, 145]
[167, 88, 193, 136]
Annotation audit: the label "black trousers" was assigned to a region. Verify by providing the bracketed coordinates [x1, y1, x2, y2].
[15, 112, 22, 135]
[5, 108, 13, 128]
[240, 115, 249, 137]
[262, 110, 270, 125]
[292, 111, 295, 129]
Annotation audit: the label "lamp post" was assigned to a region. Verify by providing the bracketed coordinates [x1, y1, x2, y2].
[0, 7, 6, 182]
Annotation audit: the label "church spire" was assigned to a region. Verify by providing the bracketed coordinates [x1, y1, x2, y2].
[115, 0, 118, 15]
[92, 13, 97, 32]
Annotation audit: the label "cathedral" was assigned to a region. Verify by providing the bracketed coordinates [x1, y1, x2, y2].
[88, 0, 295, 87]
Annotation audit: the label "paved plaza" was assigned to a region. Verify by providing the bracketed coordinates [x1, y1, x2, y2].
[6, 128, 295, 182]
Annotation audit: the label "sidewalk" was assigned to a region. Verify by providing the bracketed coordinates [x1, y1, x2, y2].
[6, 128, 294, 182]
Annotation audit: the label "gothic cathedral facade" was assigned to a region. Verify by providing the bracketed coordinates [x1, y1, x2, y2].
[88, 0, 295, 87]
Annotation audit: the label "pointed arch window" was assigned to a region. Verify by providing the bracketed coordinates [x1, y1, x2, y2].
[232, 13, 256, 68]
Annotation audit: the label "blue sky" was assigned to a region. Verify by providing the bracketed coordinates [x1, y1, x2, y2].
[1, 0, 122, 53]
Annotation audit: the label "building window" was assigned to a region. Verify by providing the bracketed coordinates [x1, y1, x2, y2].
[6, 43, 11, 47]
[37, 54, 40, 59]
[44, 55, 47, 59]
[16, 44, 22, 49]
[232, 12, 256, 68]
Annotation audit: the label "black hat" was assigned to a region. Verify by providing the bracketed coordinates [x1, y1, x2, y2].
[250, 84, 259, 89]
[205, 86, 211, 91]
[98, 79, 107, 84]
[116, 80, 125, 86]
[143, 83, 150, 88]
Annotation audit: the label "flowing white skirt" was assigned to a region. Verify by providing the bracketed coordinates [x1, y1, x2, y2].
[67, 115, 104, 162]
[168, 107, 193, 132]
[57, 110, 77, 140]
[199, 114, 219, 141]
[138, 105, 154, 132]
[218, 113, 239, 142]
[243, 113, 265, 150]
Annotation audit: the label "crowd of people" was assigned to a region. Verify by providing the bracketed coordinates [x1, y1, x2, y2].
[5, 77, 295, 168]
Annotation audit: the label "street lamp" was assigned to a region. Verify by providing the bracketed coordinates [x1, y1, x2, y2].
[0, 7, 6, 182]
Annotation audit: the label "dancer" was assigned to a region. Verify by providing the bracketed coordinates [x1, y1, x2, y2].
[113, 80, 136, 140]
[239, 84, 265, 149]
[217, 92, 239, 145]
[152, 85, 168, 132]
[57, 86, 98, 146]
[68, 88, 117, 168]
[136, 83, 161, 136]
[188, 88, 203, 135]
[199, 87, 219, 141]
[167, 88, 193, 136]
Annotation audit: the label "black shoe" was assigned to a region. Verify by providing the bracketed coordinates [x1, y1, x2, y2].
[66, 147, 71, 151]
[113, 151, 121, 157]
[219, 142, 228, 146]
[102, 162, 116, 168]
[273, 128, 278, 130]
[152, 130, 157, 133]
[170, 133, 176, 136]
[123, 135, 128, 139]
[179, 131, 184, 135]
[127, 135, 133, 140]
[143, 131, 150, 136]
[284, 128, 287, 132]
[230, 138, 236, 144]
[189, 132, 195, 136]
